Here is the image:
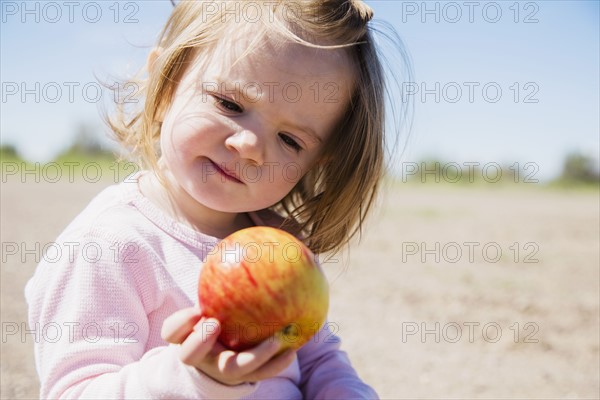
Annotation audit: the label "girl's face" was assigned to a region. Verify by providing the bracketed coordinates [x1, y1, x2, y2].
[158, 39, 355, 214]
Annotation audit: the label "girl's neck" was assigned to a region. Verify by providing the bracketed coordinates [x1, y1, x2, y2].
[138, 167, 253, 239]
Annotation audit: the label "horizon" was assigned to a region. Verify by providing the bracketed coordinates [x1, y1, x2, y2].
[1, 1, 599, 181]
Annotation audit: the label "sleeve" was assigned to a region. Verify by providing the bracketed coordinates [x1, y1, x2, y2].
[297, 323, 379, 400]
[25, 231, 257, 399]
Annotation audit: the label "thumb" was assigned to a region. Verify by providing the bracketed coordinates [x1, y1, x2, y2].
[161, 307, 202, 344]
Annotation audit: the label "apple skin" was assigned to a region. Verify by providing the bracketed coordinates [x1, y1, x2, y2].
[198, 226, 329, 352]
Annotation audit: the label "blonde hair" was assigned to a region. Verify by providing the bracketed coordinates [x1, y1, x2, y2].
[108, 0, 411, 255]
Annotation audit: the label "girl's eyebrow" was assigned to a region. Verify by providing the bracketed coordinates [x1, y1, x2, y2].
[206, 77, 260, 103]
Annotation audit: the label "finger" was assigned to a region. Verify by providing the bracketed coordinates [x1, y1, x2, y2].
[179, 318, 222, 366]
[217, 337, 281, 377]
[243, 349, 297, 383]
[161, 307, 202, 344]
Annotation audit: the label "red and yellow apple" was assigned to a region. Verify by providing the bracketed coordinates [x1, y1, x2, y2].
[198, 226, 329, 352]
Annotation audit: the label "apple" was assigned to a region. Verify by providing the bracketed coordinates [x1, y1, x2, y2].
[198, 226, 329, 352]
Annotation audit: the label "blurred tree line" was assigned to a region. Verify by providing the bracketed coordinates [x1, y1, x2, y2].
[1, 123, 116, 164]
[397, 153, 599, 186]
[396, 154, 598, 186]
[557, 153, 600, 185]
[0, 140, 598, 187]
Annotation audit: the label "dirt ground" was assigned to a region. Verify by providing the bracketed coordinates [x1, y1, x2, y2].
[1, 176, 598, 399]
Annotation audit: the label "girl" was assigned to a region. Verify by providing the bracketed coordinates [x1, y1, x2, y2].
[26, 0, 408, 398]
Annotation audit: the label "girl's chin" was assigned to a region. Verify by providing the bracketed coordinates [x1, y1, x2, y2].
[188, 194, 253, 214]
[184, 184, 277, 213]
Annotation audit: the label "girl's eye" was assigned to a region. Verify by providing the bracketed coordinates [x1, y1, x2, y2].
[213, 96, 242, 113]
[279, 133, 302, 152]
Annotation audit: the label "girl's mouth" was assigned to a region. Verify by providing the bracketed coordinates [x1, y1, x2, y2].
[209, 160, 244, 184]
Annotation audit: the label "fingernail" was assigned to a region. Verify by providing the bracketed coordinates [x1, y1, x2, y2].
[196, 318, 221, 337]
[193, 317, 207, 332]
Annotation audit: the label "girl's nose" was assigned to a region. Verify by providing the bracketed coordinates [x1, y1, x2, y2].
[225, 129, 265, 166]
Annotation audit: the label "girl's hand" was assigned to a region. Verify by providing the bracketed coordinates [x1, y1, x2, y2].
[161, 307, 296, 386]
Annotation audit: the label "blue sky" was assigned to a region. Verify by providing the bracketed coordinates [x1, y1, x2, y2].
[1, 0, 599, 180]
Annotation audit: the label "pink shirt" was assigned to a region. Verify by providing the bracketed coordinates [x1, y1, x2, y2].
[25, 174, 378, 399]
